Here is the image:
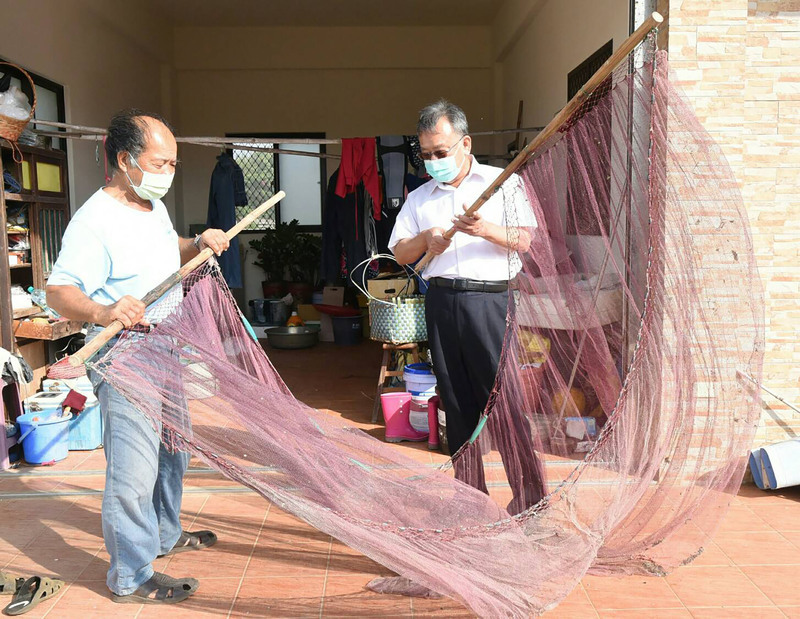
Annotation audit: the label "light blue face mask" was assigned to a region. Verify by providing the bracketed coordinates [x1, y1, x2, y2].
[424, 142, 464, 184]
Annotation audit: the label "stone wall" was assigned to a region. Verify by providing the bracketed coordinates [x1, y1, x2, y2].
[668, 1, 800, 446]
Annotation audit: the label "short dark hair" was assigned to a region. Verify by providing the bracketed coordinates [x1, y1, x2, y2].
[417, 99, 469, 136]
[105, 109, 174, 173]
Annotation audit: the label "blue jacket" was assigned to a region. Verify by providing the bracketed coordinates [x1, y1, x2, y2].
[207, 153, 247, 288]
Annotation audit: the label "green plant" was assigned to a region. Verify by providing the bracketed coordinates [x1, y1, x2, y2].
[248, 219, 321, 284]
[287, 232, 322, 284]
[248, 221, 294, 282]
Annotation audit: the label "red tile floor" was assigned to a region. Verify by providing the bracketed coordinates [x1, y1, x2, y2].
[1, 339, 799, 617]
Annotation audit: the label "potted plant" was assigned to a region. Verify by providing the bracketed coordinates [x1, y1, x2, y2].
[248, 221, 293, 297]
[248, 219, 322, 302]
[286, 229, 322, 304]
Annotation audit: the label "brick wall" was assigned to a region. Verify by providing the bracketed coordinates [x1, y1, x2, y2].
[668, 0, 800, 446]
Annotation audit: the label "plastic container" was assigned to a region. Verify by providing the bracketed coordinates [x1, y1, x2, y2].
[286, 311, 304, 327]
[42, 377, 93, 393]
[749, 449, 766, 489]
[332, 315, 362, 346]
[437, 407, 449, 454]
[381, 392, 427, 443]
[25, 391, 103, 451]
[403, 363, 437, 396]
[16, 411, 72, 464]
[759, 439, 800, 489]
[249, 298, 268, 324]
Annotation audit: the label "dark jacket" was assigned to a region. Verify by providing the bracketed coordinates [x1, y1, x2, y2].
[207, 153, 247, 288]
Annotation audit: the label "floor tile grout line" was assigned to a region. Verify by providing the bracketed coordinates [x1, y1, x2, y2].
[661, 569, 693, 615]
[579, 581, 602, 618]
[318, 536, 333, 618]
[225, 500, 271, 619]
[732, 562, 783, 610]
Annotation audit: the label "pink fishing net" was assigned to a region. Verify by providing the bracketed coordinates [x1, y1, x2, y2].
[89, 40, 763, 617]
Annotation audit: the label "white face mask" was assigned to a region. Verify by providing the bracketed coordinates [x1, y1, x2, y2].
[126, 156, 174, 201]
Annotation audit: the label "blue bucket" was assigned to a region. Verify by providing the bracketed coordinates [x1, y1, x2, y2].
[16, 411, 72, 464]
[403, 363, 437, 396]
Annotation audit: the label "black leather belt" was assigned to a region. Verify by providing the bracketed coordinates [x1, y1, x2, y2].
[428, 277, 508, 293]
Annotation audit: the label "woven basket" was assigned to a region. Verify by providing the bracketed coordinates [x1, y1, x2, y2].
[0, 61, 36, 144]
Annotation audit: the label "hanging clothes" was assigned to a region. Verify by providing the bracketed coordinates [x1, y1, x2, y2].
[322, 169, 369, 284]
[404, 134, 424, 173]
[377, 135, 409, 211]
[335, 138, 381, 220]
[0, 348, 33, 384]
[207, 152, 247, 288]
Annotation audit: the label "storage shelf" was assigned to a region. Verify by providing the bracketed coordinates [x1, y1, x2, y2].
[13, 318, 83, 341]
[3, 192, 28, 202]
[12, 307, 41, 319]
[9, 263, 32, 269]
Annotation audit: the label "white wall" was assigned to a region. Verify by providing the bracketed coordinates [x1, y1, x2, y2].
[172, 25, 496, 301]
[493, 0, 630, 148]
[0, 0, 174, 215]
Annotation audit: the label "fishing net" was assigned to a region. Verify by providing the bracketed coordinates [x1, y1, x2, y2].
[83, 38, 763, 617]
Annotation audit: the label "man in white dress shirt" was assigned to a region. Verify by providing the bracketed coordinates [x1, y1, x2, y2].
[389, 99, 545, 514]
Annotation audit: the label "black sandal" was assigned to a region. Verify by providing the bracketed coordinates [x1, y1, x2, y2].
[158, 530, 218, 558]
[3, 576, 64, 615]
[111, 572, 199, 605]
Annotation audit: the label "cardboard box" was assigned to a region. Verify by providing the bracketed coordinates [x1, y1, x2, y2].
[297, 304, 320, 322]
[367, 277, 416, 300]
[322, 286, 345, 306]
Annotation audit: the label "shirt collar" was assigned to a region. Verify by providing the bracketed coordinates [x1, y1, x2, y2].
[432, 156, 490, 193]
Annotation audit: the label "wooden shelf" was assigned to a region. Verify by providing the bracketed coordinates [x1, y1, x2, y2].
[12, 306, 41, 319]
[9, 263, 32, 269]
[3, 192, 28, 202]
[13, 318, 83, 341]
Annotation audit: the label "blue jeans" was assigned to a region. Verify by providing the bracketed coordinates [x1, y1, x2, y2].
[88, 338, 190, 595]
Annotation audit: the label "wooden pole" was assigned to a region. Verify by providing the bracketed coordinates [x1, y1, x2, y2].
[68, 191, 286, 367]
[414, 11, 664, 273]
[190, 141, 341, 160]
[32, 119, 547, 144]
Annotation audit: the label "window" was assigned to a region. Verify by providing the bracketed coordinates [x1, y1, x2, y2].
[228, 132, 325, 232]
[0, 58, 66, 150]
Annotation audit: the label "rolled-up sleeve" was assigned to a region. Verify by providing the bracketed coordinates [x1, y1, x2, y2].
[47, 220, 110, 297]
[388, 201, 420, 253]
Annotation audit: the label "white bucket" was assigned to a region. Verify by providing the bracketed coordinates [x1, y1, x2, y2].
[403, 363, 437, 397]
[409, 395, 429, 432]
[760, 439, 800, 489]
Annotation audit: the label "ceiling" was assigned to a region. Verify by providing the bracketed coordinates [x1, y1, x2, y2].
[154, 0, 505, 27]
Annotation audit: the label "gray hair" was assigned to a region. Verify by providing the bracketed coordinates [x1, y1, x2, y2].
[105, 108, 174, 173]
[416, 99, 469, 136]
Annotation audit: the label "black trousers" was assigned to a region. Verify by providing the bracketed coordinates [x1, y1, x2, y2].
[426, 286, 545, 513]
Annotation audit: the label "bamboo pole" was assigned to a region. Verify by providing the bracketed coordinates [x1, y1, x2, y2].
[68, 191, 286, 367]
[414, 11, 664, 273]
[32, 119, 547, 144]
[33, 130, 341, 159]
[180, 136, 341, 146]
[191, 141, 341, 160]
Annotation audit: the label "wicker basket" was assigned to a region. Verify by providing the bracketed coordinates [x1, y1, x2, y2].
[0, 61, 36, 145]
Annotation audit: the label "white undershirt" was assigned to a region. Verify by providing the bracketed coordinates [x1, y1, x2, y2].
[389, 157, 537, 281]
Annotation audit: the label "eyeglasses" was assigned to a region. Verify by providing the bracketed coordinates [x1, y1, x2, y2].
[420, 136, 465, 161]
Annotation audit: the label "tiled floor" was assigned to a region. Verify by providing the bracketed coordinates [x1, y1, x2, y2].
[1, 339, 799, 617]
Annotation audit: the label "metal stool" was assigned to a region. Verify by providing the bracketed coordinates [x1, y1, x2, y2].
[372, 342, 419, 423]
